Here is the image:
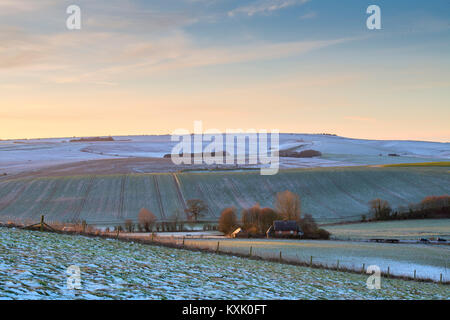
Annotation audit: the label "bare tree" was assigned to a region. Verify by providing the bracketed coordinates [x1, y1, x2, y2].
[275, 190, 301, 221]
[241, 204, 260, 231]
[258, 207, 279, 234]
[369, 199, 391, 220]
[185, 199, 208, 222]
[138, 208, 156, 232]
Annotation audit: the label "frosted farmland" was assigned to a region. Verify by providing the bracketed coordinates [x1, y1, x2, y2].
[0, 228, 448, 299]
[0, 134, 448, 175]
[0, 166, 449, 225]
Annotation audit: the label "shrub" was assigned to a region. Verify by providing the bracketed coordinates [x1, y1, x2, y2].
[316, 228, 331, 240]
[246, 226, 259, 238]
[219, 207, 238, 235]
[299, 214, 330, 239]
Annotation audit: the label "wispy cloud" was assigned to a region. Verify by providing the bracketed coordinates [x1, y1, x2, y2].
[0, 20, 355, 85]
[299, 11, 317, 20]
[0, 0, 57, 15]
[228, 0, 309, 17]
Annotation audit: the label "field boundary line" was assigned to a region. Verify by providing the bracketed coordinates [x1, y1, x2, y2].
[153, 175, 166, 220]
[172, 173, 187, 211]
[118, 174, 128, 220]
[73, 175, 95, 222]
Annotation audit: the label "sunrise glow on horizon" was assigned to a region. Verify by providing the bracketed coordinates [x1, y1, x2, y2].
[1, 0, 449, 142]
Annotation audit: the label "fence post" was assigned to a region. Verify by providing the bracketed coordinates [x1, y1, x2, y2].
[387, 266, 390, 277]
[82, 220, 86, 233]
[440, 273, 443, 283]
[216, 241, 220, 253]
[310, 256, 313, 267]
[362, 263, 365, 273]
[414, 270, 416, 280]
[40, 215, 44, 232]
[116, 228, 119, 239]
[337, 260, 339, 270]
[182, 237, 185, 246]
[249, 246, 252, 257]
[279, 251, 282, 262]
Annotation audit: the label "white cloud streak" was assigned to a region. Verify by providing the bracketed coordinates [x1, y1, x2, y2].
[228, 0, 309, 17]
[0, 24, 355, 85]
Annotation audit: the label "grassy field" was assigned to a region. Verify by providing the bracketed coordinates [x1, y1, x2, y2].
[324, 219, 450, 240]
[384, 162, 450, 167]
[1, 227, 448, 299]
[183, 238, 450, 282]
[0, 166, 449, 225]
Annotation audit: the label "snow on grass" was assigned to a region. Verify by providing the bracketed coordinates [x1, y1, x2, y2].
[1, 227, 448, 299]
[0, 134, 448, 174]
[0, 166, 449, 224]
[185, 238, 450, 282]
[325, 219, 450, 240]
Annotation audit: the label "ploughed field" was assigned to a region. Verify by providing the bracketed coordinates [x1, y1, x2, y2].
[0, 227, 448, 299]
[0, 166, 449, 225]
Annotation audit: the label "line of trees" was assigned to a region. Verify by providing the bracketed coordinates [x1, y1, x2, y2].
[366, 195, 450, 221]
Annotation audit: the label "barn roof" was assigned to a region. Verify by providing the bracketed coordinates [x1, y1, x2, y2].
[273, 220, 301, 232]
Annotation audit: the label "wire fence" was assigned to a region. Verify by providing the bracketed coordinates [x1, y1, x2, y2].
[1, 217, 448, 284]
[116, 234, 448, 284]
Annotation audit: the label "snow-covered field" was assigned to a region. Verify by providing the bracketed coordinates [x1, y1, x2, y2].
[1, 227, 448, 299]
[0, 134, 448, 175]
[324, 219, 450, 240]
[184, 238, 450, 282]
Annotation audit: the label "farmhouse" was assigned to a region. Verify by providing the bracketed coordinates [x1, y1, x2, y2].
[266, 220, 303, 238]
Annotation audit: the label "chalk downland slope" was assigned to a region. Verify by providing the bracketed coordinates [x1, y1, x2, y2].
[0, 166, 449, 225]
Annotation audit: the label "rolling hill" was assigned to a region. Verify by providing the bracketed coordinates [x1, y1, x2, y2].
[0, 166, 448, 226]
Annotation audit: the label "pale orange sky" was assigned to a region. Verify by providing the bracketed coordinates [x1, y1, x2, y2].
[1, 0, 449, 142]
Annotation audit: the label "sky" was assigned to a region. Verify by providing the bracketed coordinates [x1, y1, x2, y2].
[0, 0, 449, 141]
